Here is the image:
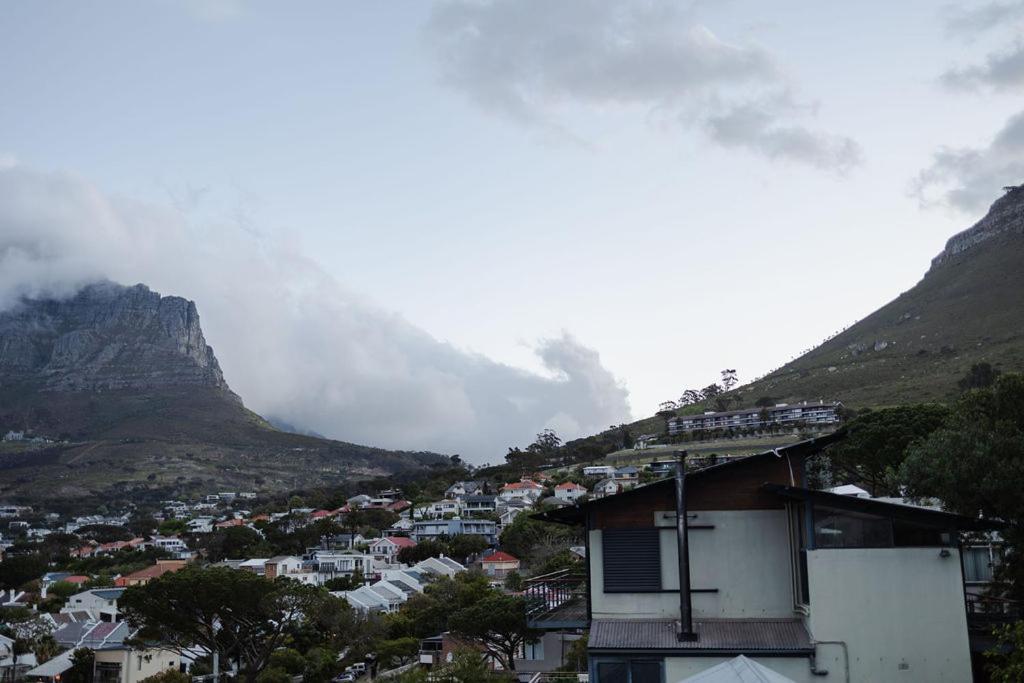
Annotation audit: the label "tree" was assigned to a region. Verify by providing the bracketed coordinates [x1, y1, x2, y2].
[302, 647, 339, 683]
[48, 580, 80, 600]
[121, 566, 337, 683]
[829, 404, 950, 496]
[720, 369, 738, 391]
[449, 593, 540, 671]
[65, 648, 95, 683]
[374, 637, 419, 669]
[0, 554, 46, 590]
[679, 390, 701, 406]
[140, 671, 191, 683]
[431, 649, 506, 682]
[901, 375, 1024, 601]
[158, 519, 188, 536]
[445, 534, 487, 563]
[700, 384, 722, 402]
[986, 620, 1024, 682]
[526, 429, 561, 455]
[958, 362, 1001, 392]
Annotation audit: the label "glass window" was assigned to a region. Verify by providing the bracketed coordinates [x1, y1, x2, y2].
[595, 659, 663, 683]
[964, 546, 995, 582]
[813, 506, 893, 548]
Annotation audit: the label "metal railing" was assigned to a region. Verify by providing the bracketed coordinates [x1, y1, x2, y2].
[526, 673, 588, 683]
[966, 592, 1021, 630]
[523, 568, 587, 618]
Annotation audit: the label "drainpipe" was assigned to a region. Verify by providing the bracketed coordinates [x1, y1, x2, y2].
[674, 450, 697, 641]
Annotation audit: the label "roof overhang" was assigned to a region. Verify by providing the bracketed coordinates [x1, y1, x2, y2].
[533, 432, 846, 526]
[764, 483, 1004, 531]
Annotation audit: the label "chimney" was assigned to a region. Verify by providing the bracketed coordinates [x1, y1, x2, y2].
[674, 450, 697, 641]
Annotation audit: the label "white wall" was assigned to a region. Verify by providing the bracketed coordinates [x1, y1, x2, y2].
[806, 548, 973, 683]
[94, 648, 179, 683]
[665, 655, 816, 683]
[590, 510, 794, 620]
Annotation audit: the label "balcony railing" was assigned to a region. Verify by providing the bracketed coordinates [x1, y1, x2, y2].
[524, 568, 588, 629]
[966, 592, 1021, 630]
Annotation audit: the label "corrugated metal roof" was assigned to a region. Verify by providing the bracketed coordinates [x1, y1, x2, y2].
[589, 618, 813, 653]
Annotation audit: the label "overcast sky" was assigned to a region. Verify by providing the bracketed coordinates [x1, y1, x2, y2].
[1, 1, 1021, 463]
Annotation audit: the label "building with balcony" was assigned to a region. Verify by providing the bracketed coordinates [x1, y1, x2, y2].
[667, 402, 841, 435]
[534, 434, 996, 683]
[411, 518, 497, 545]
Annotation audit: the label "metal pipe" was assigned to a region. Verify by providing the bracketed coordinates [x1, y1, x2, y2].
[674, 450, 697, 641]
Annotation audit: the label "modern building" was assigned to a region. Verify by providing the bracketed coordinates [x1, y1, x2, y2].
[668, 402, 841, 435]
[534, 434, 996, 683]
[411, 518, 498, 545]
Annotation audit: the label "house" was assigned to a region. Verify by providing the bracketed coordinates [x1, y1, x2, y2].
[445, 481, 482, 500]
[479, 551, 520, 582]
[532, 434, 996, 683]
[368, 536, 417, 563]
[414, 499, 461, 520]
[499, 507, 524, 526]
[63, 587, 126, 622]
[308, 549, 374, 582]
[582, 465, 616, 478]
[28, 622, 180, 683]
[411, 518, 498, 545]
[150, 536, 191, 558]
[264, 556, 318, 584]
[499, 479, 544, 502]
[554, 482, 587, 503]
[114, 559, 188, 587]
[591, 479, 620, 499]
[461, 495, 498, 515]
[613, 466, 640, 488]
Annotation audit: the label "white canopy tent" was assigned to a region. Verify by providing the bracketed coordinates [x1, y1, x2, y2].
[678, 655, 798, 683]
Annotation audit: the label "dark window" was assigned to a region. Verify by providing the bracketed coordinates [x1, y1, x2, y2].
[603, 528, 661, 592]
[813, 506, 893, 548]
[596, 662, 628, 683]
[595, 659, 663, 683]
[892, 519, 948, 547]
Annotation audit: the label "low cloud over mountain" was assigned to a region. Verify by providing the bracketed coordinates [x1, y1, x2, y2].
[0, 162, 631, 463]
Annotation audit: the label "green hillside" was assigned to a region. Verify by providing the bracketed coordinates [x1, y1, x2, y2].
[734, 231, 1024, 408]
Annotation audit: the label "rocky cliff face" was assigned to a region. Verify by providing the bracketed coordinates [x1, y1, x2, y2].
[931, 185, 1024, 268]
[0, 282, 238, 398]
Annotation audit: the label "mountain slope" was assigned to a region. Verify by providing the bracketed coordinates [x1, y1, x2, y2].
[0, 282, 445, 506]
[734, 187, 1024, 408]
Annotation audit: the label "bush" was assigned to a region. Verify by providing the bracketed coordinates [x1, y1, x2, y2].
[140, 670, 191, 683]
[269, 648, 305, 675]
[256, 667, 292, 683]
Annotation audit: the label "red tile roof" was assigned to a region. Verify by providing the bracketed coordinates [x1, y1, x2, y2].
[376, 536, 417, 548]
[481, 551, 519, 564]
[215, 518, 244, 528]
[501, 480, 543, 491]
[555, 482, 585, 490]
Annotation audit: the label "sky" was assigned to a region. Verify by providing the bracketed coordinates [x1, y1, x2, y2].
[1, 1, 1022, 463]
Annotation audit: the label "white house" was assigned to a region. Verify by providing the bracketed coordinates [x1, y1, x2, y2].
[591, 479, 621, 499]
[368, 536, 417, 562]
[499, 479, 544, 502]
[63, 588, 125, 622]
[582, 465, 616, 478]
[532, 435, 992, 683]
[554, 482, 587, 502]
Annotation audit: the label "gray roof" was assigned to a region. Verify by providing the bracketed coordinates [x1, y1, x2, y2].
[91, 588, 125, 600]
[462, 495, 496, 503]
[589, 619, 813, 654]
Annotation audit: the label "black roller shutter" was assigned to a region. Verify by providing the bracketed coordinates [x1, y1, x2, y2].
[603, 528, 661, 592]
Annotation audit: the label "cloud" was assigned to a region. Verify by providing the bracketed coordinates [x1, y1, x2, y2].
[704, 96, 862, 173]
[911, 110, 1024, 212]
[942, 41, 1024, 91]
[425, 0, 860, 172]
[0, 163, 631, 463]
[944, 1, 1024, 36]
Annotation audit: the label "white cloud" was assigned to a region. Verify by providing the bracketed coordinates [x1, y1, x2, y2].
[0, 164, 631, 462]
[911, 110, 1024, 212]
[426, 0, 861, 172]
[944, 1, 1024, 36]
[942, 41, 1024, 91]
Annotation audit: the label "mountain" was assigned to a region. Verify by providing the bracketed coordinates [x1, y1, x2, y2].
[0, 282, 445, 507]
[732, 186, 1024, 408]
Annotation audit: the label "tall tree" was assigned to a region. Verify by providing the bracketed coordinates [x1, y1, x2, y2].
[901, 375, 1024, 600]
[828, 404, 950, 496]
[449, 593, 540, 671]
[720, 369, 739, 391]
[121, 566, 337, 683]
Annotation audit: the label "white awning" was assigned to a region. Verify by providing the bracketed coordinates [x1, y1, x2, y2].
[678, 655, 797, 683]
[26, 650, 74, 679]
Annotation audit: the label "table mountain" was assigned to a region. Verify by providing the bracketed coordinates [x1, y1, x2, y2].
[0, 282, 445, 506]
